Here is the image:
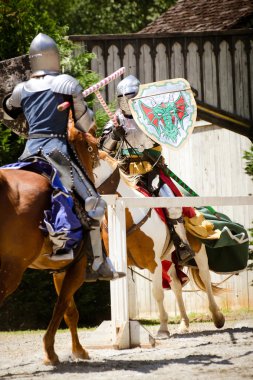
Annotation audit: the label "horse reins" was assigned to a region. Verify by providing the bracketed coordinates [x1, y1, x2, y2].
[102, 208, 152, 238]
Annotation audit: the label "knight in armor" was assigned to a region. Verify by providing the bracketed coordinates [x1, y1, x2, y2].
[99, 75, 195, 266]
[3, 33, 124, 281]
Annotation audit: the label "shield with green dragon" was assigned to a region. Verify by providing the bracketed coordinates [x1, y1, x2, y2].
[129, 78, 197, 149]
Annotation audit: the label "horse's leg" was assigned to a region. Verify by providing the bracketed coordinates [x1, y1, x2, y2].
[152, 262, 170, 339]
[168, 264, 189, 333]
[194, 245, 225, 328]
[43, 256, 87, 365]
[53, 272, 89, 361]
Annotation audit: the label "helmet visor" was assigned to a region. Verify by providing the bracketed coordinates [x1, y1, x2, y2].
[118, 92, 135, 115]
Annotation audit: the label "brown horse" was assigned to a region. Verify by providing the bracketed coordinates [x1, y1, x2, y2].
[0, 123, 98, 365]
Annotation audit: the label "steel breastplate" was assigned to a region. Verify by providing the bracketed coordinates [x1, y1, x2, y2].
[122, 116, 154, 152]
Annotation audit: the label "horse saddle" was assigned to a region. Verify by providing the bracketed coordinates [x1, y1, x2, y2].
[1, 157, 84, 259]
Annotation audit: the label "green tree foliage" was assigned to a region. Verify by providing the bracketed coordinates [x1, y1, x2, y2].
[52, 0, 176, 35]
[0, 0, 68, 60]
[60, 41, 100, 108]
[95, 101, 117, 136]
[243, 145, 253, 180]
[1, 0, 175, 60]
[0, 126, 25, 166]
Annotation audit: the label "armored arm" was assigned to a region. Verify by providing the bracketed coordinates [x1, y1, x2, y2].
[72, 92, 93, 133]
[99, 121, 118, 153]
[52, 74, 92, 133]
[99, 116, 126, 154]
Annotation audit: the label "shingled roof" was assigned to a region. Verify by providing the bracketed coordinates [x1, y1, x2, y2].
[139, 0, 253, 33]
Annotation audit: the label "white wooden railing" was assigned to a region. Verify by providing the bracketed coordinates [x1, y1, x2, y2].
[101, 195, 253, 348]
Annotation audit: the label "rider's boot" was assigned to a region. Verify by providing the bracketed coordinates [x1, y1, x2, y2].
[167, 208, 195, 266]
[85, 196, 126, 281]
[84, 227, 126, 282]
[158, 184, 195, 266]
[72, 195, 126, 282]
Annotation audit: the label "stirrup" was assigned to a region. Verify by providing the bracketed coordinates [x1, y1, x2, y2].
[85, 261, 126, 282]
[174, 242, 195, 266]
[47, 249, 74, 261]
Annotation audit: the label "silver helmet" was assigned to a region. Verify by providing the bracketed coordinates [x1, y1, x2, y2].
[29, 33, 60, 77]
[116, 75, 140, 115]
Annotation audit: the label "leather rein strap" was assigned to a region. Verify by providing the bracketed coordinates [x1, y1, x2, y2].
[102, 208, 152, 237]
[126, 208, 152, 236]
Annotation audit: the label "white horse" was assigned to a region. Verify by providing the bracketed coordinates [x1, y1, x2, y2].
[94, 151, 225, 337]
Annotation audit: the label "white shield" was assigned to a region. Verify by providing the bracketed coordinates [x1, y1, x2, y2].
[129, 78, 197, 149]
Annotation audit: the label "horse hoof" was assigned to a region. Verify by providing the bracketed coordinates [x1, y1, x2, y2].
[178, 320, 190, 333]
[213, 312, 225, 329]
[73, 350, 90, 361]
[178, 326, 189, 333]
[43, 353, 60, 366]
[155, 331, 170, 340]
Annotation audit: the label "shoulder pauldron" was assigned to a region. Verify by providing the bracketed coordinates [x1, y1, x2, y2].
[51, 74, 83, 95]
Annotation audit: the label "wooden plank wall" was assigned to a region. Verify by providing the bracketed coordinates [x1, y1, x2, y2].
[71, 32, 253, 123]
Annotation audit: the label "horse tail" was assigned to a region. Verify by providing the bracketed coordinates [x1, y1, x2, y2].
[189, 267, 228, 296]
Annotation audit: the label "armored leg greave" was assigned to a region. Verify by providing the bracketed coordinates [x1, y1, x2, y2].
[85, 228, 125, 282]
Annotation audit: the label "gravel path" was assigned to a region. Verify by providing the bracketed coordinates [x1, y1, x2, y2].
[0, 318, 253, 380]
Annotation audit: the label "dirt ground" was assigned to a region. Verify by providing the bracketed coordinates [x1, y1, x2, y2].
[0, 316, 253, 380]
